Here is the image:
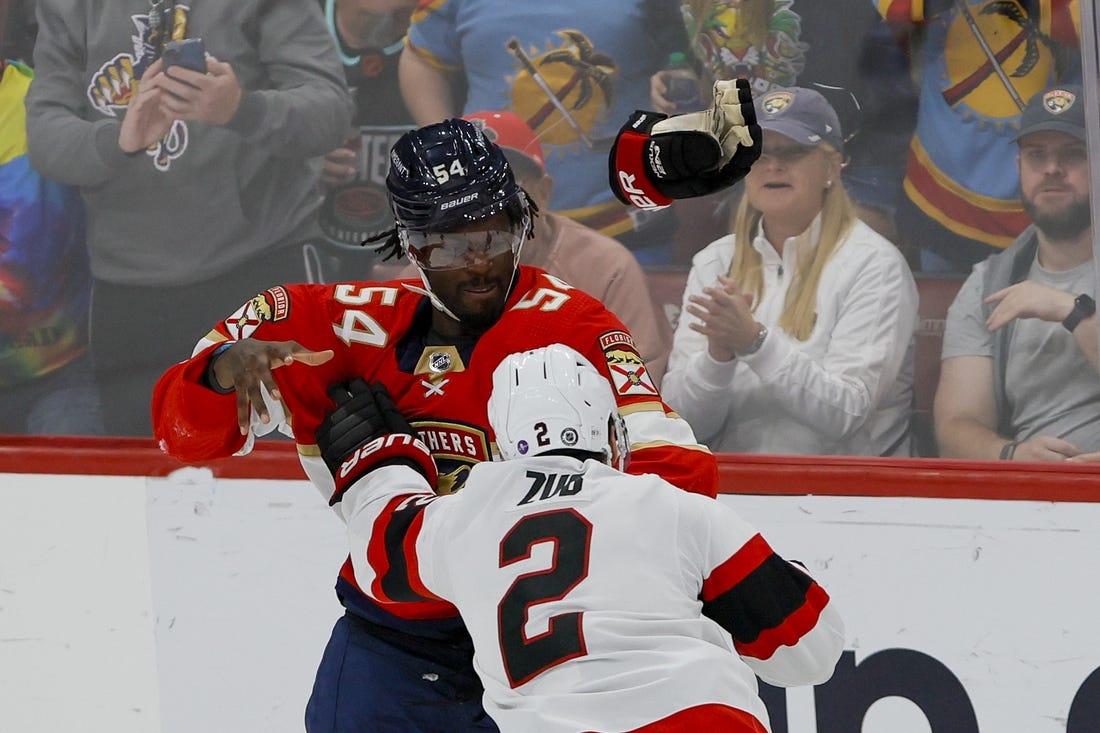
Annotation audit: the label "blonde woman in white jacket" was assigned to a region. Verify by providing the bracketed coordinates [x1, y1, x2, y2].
[662, 87, 918, 457]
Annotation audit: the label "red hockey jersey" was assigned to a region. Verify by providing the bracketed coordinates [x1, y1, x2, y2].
[154, 266, 715, 495]
[153, 266, 719, 627]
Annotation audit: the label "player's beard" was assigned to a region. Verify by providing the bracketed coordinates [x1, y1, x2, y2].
[435, 270, 512, 335]
[1023, 194, 1091, 242]
[453, 283, 508, 333]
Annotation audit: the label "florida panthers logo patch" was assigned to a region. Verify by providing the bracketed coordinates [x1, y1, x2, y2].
[224, 287, 290, 339]
[1042, 88, 1077, 115]
[600, 330, 657, 396]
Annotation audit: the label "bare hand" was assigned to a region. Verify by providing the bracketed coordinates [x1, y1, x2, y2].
[321, 146, 359, 187]
[157, 57, 242, 126]
[119, 58, 176, 153]
[1012, 435, 1081, 461]
[1066, 451, 1100, 463]
[684, 274, 759, 361]
[210, 339, 335, 434]
[985, 281, 1075, 332]
[649, 68, 699, 115]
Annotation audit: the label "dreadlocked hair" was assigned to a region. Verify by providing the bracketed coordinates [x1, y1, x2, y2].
[361, 228, 404, 262]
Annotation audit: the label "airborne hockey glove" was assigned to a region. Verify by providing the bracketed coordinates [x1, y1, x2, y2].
[609, 78, 761, 209]
[316, 379, 438, 505]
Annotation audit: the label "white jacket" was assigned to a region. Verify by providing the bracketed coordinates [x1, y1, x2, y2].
[662, 217, 917, 456]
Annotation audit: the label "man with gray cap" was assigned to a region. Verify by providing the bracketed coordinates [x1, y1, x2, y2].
[934, 84, 1100, 462]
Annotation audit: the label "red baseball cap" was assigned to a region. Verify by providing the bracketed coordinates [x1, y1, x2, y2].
[463, 110, 545, 172]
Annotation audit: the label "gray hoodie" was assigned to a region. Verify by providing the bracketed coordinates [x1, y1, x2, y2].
[26, 0, 353, 286]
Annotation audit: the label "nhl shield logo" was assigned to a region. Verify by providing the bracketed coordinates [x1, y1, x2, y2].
[428, 351, 453, 373]
[1042, 89, 1077, 115]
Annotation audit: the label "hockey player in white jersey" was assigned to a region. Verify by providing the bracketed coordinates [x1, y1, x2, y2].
[315, 344, 844, 732]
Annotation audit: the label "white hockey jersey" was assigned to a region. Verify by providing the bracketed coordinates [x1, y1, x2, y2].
[340, 457, 845, 733]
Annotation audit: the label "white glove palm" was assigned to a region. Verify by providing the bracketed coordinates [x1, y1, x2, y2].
[652, 80, 756, 167]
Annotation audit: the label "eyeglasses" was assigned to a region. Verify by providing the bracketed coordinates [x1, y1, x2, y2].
[1019, 144, 1089, 170]
[401, 226, 524, 270]
[758, 144, 817, 165]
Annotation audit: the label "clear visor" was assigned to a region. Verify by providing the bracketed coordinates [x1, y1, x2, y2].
[400, 224, 525, 271]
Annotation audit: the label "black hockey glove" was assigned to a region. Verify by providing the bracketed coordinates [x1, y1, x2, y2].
[609, 78, 761, 209]
[316, 378, 437, 505]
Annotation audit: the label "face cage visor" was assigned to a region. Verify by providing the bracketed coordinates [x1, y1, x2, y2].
[399, 215, 529, 271]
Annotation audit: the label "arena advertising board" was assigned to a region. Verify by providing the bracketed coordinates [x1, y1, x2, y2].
[2, 472, 1097, 732]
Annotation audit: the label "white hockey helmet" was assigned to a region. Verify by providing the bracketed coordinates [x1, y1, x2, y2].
[488, 344, 629, 470]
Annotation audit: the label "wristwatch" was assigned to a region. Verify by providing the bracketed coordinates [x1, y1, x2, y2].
[736, 324, 768, 357]
[1062, 293, 1096, 333]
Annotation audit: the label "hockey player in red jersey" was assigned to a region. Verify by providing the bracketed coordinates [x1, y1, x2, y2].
[152, 119, 720, 732]
[314, 344, 845, 733]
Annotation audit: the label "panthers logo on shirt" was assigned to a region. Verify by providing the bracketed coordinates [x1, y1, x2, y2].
[86, 4, 193, 171]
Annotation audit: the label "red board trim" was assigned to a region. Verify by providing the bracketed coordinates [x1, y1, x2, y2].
[1, 436, 1099, 502]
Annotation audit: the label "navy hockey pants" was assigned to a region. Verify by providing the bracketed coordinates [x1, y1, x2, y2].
[305, 612, 499, 733]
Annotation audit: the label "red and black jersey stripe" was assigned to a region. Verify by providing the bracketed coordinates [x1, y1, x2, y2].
[363, 494, 456, 618]
[700, 534, 830, 660]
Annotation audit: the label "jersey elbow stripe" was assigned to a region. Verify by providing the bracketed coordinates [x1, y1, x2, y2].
[703, 539, 824, 656]
[367, 497, 442, 605]
[701, 534, 773, 600]
[733, 584, 831, 660]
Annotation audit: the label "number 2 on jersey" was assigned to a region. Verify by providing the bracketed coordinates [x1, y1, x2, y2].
[497, 509, 592, 688]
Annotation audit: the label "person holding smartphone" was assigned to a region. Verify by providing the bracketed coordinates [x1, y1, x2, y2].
[24, 0, 353, 437]
[315, 0, 419, 280]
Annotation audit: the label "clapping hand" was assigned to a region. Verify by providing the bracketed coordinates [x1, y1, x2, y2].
[685, 274, 761, 362]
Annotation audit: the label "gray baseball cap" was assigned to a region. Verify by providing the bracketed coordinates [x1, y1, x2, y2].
[754, 87, 844, 152]
[1012, 84, 1086, 143]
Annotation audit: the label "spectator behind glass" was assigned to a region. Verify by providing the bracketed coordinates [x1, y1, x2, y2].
[0, 0, 33, 63]
[662, 87, 918, 457]
[935, 84, 1099, 462]
[398, 0, 690, 265]
[0, 4, 101, 435]
[653, 0, 918, 256]
[316, 0, 418, 279]
[25, 0, 353, 436]
[877, 0, 1081, 273]
[397, 110, 674, 384]
[322, 344, 844, 733]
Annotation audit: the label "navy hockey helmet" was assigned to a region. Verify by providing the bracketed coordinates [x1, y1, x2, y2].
[386, 118, 530, 233]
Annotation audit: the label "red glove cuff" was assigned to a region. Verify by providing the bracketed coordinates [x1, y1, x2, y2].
[610, 114, 674, 210]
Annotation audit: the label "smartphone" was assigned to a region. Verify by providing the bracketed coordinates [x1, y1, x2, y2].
[665, 77, 702, 113]
[162, 38, 207, 73]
